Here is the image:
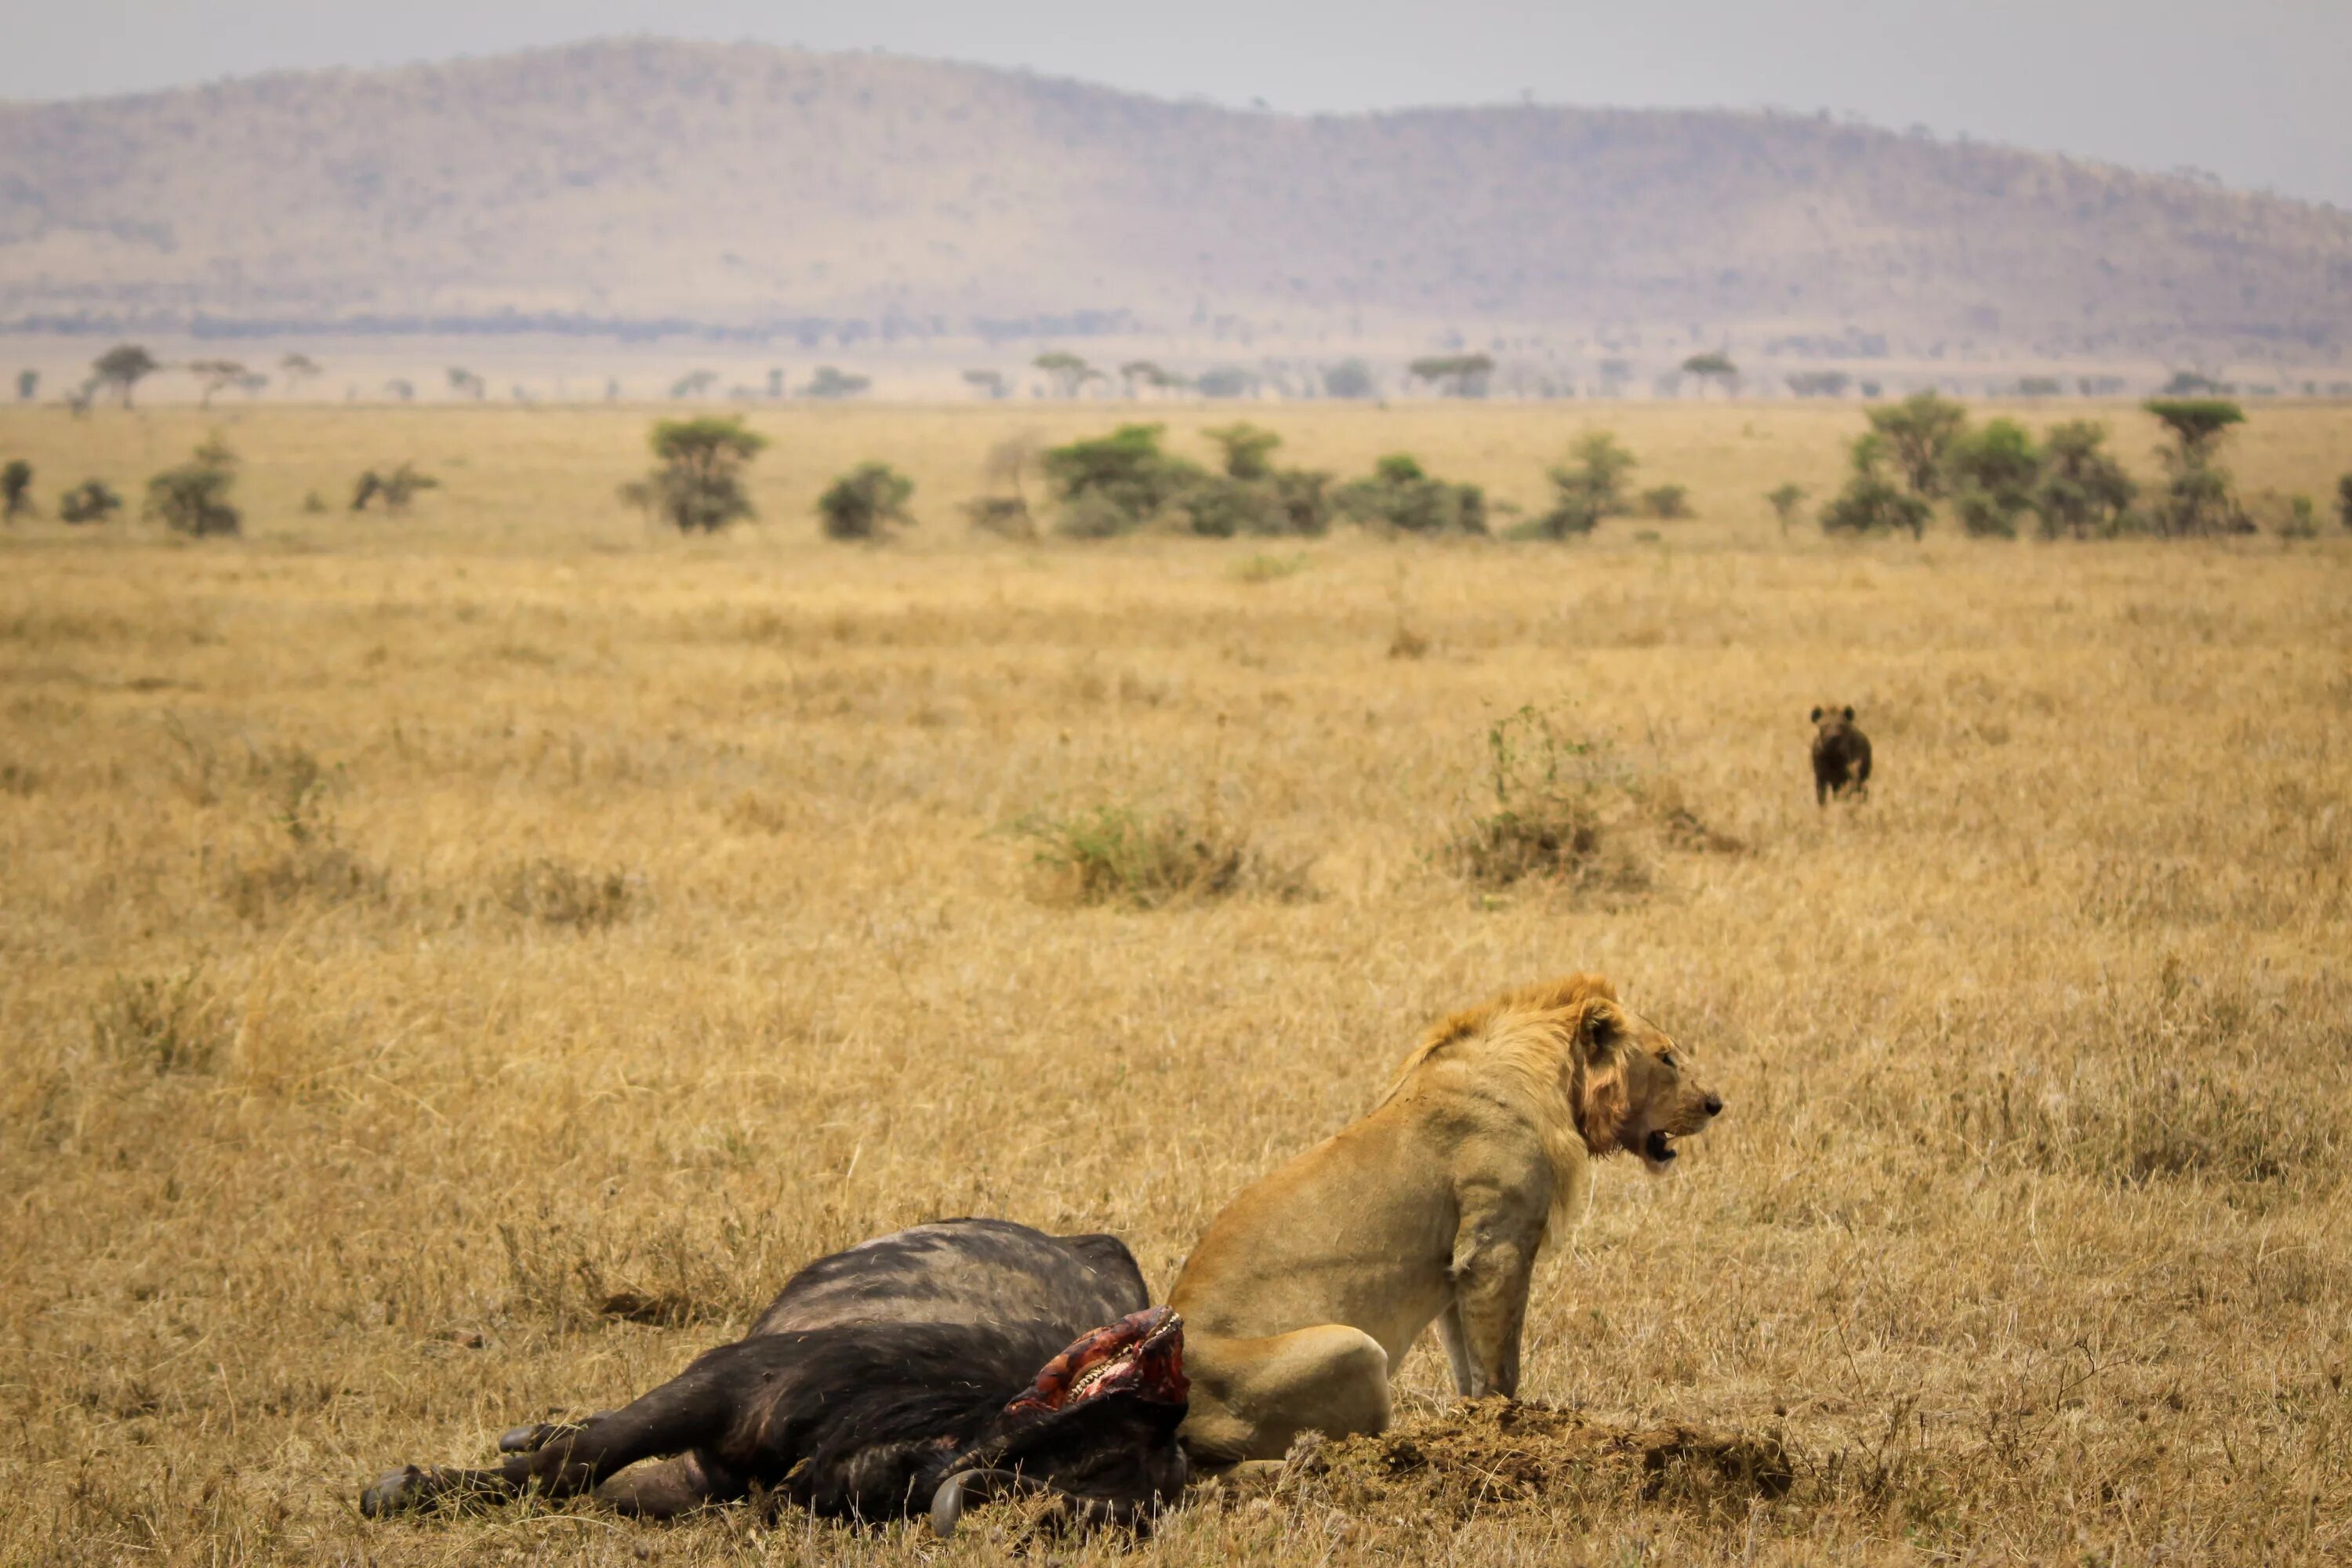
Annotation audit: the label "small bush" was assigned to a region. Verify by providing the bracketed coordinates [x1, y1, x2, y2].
[1532, 432, 1637, 537]
[57, 479, 122, 524]
[1335, 453, 1487, 535]
[2, 459, 31, 520]
[1764, 483, 1808, 532]
[1445, 707, 1646, 893]
[217, 745, 385, 920]
[1044, 424, 1204, 537]
[1820, 474, 1930, 537]
[1014, 801, 1305, 909]
[1638, 484, 1692, 520]
[2033, 421, 2136, 539]
[2336, 474, 2352, 532]
[631, 416, 768, 532]
[2277, 495, 2320, 540]
[818, 462, 916, 541]
[498, 858, 635, 930]
[1947, 418, 2040, 536]
[92, 968, 227, 1074]
[145, 437, 241, 537]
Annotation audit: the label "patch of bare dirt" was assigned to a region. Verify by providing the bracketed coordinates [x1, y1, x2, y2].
[1270, 1399, 1792, 1519]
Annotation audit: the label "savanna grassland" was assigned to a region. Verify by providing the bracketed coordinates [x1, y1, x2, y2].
[2, 400, 2349, 1566]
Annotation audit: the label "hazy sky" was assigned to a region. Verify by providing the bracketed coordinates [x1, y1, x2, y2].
[9, 0, 2349, 208]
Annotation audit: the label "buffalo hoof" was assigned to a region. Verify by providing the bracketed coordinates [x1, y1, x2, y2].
[359, 1465, 434, 1518]
[497, 1422, 577, 1454]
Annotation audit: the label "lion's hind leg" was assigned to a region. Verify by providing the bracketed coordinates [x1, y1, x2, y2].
[1179, 1325, 1392, 1466]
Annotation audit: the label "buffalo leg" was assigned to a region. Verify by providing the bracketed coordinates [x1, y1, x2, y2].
[363, 1348, 742, 1516]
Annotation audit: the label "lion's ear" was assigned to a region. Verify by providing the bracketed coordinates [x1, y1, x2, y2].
[1843, 706, 1855, 721]
[1809, 706, 1824, 723]
[1574, 998, 1625, 1063]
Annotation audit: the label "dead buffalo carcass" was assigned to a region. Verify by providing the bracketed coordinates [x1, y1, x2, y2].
[359, 1220, 1187, 1532]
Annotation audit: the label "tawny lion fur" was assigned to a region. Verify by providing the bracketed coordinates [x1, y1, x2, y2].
[1168, 975, 1722, 1465]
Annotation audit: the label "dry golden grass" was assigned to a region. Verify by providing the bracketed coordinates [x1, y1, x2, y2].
[2, 402, 2349, 1566]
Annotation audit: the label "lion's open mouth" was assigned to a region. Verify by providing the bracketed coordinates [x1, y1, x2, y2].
[1642, 1129, 1678, 1167]
[1003, 1308, 1187, 1421]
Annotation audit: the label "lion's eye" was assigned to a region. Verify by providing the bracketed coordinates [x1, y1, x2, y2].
[1659, 1051, 1678, 1069]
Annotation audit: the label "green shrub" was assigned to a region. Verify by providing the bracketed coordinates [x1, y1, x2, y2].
[1638, 484, 1692, 520]
[1446, 707, 1644, 892]
[2337, 474, 2352, 532]
[58, 479, 122, 524]
[1014, 802, 1305, 909]
[2, 459, 31, 520]
[145, 437, 241, 537]
[1532, 432, 1637, 537]
[1044, 424, 1205, 537]
[1765, 483, 1808, 532]
[1947, 419, 2040, 537]
[1335, 453, 1487, 535]
[818, 462, 916, 541]
[631, 416, 768, 532]
[2033, 421, 2137, 539]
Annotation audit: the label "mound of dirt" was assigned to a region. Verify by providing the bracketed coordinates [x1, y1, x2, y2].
[1274, 1399, 1792, 1519]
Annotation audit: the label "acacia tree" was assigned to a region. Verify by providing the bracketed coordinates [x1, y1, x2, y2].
[961, 369, 1007, 400]
[1680, 351, 1738, 397]
[1765, 482, 1808, 533]
[2337, 474, 2352, 532]
[15, 370, 36, 401]
[1118, 361, 1183, 397]
[1865, 392, 1968, 499]
[2143, 398, 2249, 536]
[188, 359, 246, 409]
[2033, 421, 2137, 539]
[1034, 353, 1098, 398]
[93, 344, 160, 408]
[446, 367, 485, 401]
[1406, 354, 1494, 397]
[280, 354, 323, 397]
[630, 416, 768, 532]
[1203, 423, 1282, 481]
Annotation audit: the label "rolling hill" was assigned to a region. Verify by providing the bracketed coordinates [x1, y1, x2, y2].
[2, 38, 2347, 364]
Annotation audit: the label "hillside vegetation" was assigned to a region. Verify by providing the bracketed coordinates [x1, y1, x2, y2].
[3, 38, 2350, 363]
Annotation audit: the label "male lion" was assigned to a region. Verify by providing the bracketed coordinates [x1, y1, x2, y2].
[1168, 975, 1722, 1465]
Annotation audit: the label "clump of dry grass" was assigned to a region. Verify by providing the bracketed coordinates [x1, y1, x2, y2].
[1016, 800, 1309, 909]
[495, 858, 637, 929]
[90, 967, 227, 1075]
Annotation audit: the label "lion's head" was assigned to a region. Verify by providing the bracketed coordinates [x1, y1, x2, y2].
[1571, 995, 1723, 1171]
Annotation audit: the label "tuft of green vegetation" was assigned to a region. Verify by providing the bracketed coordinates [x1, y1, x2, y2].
[1638, 483, 1693, 521]
[1229, 551, 1311, 583]
[1014, 800, 1307, 909]
[1765, 482, 1809, 532]
[1947, 418, 2042, 538]
[1446, 707, 1644, 893]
